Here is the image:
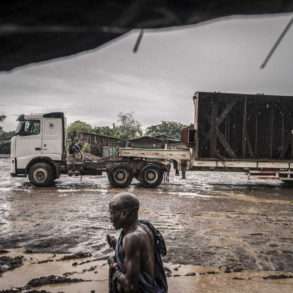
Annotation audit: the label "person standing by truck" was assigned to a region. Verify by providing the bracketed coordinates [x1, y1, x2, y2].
[107, 192, 168, 293]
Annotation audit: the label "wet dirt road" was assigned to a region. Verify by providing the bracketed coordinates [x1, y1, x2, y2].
[1, 157, 293, 273]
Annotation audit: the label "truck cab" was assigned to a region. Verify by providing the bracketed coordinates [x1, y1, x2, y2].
[10, 112, 66, 186]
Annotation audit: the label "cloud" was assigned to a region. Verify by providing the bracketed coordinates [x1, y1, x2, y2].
[1, 13, 293, 131]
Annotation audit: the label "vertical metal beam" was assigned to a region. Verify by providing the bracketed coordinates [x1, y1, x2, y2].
[242, 96, 248, 158]
[246, 134, 254, 157]
[269, 104, 274, 158]
[291, 115, 293, 159]
[281, 113, 285, 159]
[255, 113, 258, 157]
[209, 98, 218, 157]
[225, 115, 229, 141]
[193, 95, 199, 159]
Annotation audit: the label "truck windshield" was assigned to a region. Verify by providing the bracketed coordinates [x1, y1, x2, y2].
[15, 120, 40, 136]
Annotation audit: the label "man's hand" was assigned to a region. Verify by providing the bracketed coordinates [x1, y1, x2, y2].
[106, 234, 117, 249]
[108, 256, 119, 271]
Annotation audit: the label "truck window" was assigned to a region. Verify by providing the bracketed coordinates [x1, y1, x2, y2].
[15, 121, 24, 135]
[20, 120, 40, 136]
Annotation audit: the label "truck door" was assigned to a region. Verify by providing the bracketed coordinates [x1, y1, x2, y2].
[41, 118, 63, 160]
[15, 119, 42, 169]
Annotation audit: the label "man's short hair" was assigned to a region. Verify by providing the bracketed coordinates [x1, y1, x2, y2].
[110, 192, 140, 211]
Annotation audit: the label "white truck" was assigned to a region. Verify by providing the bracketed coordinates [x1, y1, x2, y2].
[10, 92, 293, 187]
[10, 112, 189, 187]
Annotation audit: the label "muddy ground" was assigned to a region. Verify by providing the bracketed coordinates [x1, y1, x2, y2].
[1, 157, 293, 291]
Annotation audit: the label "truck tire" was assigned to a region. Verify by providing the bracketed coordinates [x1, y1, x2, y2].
[107, 165, 133, 188]
[140, 164, 164, 188]
[28, 162, 55, 187]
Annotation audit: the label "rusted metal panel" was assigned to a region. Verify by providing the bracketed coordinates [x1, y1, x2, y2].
[194, 92, 293, 161]
[181, 127, 195, 148]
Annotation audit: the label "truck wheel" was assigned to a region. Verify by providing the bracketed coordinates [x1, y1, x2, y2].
[107, 166, 133, 188]
[28, 162, 54, 187]
[140, 164, 164, 188]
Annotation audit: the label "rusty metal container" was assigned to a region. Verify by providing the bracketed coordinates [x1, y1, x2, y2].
[193, 92, 293, 160]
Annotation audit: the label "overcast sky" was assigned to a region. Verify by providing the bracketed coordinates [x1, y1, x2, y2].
[0, 13, 293, 131]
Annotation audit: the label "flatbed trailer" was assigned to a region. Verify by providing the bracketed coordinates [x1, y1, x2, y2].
[119, 148, 293, 181]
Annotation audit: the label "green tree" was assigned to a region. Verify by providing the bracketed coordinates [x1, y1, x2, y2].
[117, 112, 142, 140]
[67, 113, 142, 141]
[93, 124, 120, 138]
[145, 121, 187, 140]
[0, 115, 6, 133]
[67, 120, 92, 138]
[0, 116, 14, 154]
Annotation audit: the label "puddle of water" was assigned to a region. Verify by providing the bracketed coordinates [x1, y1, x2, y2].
[2, 250, 293, 293]
[1, 158, 293, 271]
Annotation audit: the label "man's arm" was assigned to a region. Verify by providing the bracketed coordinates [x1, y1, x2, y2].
[116, 233, 141, 292]
[106, 234, 117, 250]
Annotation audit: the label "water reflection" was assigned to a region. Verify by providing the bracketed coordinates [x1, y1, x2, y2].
[1, 158, 293, 271]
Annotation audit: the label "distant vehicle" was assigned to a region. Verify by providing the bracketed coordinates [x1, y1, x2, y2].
[10, 92, 293, 187]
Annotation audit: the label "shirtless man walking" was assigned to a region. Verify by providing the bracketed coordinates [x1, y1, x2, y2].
[107, 192, 167, 293]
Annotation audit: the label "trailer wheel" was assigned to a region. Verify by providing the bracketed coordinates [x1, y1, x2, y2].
[107, 165, 133, 188]
[28, 162, 54, 187]
[140, 164, 164, 188]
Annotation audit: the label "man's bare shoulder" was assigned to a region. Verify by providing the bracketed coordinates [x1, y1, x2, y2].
[124, 226, 148, 240]
[123, 225, 152, 248]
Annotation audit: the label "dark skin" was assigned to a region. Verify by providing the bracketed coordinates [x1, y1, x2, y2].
[107, 194, 155, 293]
